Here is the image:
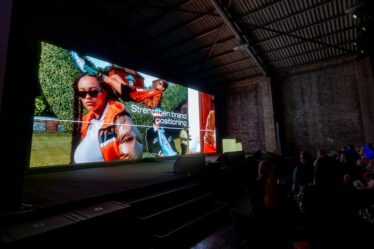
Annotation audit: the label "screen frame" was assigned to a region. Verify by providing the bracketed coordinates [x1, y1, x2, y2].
[0, 4, 221, 212]
[28, 42, 218, 170]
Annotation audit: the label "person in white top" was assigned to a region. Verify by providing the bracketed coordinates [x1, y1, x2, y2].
[72, 73, 143, 164]
[179, 125, 190, 155]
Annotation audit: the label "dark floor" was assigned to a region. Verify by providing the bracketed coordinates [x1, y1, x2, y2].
[190, 225, 235, 249]
[189, 192, 252, 249]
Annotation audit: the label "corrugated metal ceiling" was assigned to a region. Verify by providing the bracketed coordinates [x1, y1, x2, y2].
[113, 0, 361, 87]
[26, 0, 364, 90]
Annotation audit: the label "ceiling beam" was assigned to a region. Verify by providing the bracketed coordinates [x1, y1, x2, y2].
[206, 23, 226, 60]
[276, 49, 353, 71]
[154, 23, 225, 53]
[210, 0, 270, 76]
[168, 36, 236, 61]
[251, 13, 347, 45]
[178, 48, 249, 69]
[240, 0, 335, 30]
[165, 1, 355, 63]
[198, 65, 258, 81]
[193, 57, 250, 75]
[168, 22, 355, 72]
[262, 26, 356, 55]
[141, 9, 217, 48]
[184, 27, 355, 74]
[237, 0, 285, 20]
[268, 40, 356, 65]
[247, 14, 356, 53]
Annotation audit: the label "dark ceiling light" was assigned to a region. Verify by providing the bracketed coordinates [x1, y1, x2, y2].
[233, 43, 248, 51]
[344, 4, 363, 17]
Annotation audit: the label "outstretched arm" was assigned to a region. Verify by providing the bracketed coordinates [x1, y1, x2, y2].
[102, 74, 126, 95]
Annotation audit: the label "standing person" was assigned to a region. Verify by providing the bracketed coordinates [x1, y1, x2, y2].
[179, 125, 189, 155]
[103, 74, 168, 109]
[71, 73, 143, 163]
[292, 151, 314, 197]
[203, 110, 216, 153]
[145, 113, 177, 157]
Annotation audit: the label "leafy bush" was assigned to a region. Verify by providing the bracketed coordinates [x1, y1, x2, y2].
[34, 96, 46, 116]
[34, 95, 55, 116]
[38, 42, 80, 131]
[161, 84, 188, 110]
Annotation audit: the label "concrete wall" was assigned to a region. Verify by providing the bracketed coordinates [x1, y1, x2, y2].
[224, 76, 277, 153]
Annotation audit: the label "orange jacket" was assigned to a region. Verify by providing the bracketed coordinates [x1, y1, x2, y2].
[81, 100, 143, 161]
[129, 89, 163, 109]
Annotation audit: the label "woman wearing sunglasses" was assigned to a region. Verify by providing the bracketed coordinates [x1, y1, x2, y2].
[71, 73, 143, 164]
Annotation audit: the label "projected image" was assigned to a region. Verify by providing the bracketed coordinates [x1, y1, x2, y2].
[30, 42, 215, 167]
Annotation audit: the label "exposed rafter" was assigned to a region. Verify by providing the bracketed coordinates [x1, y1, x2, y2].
[163, 0, 357, 68]
[154, 23, 225, 53]
[268, 40, 356, 64]
[262, 26, 356, 55]
[210, 0, 270, 76]
[140, 9, 218, 48]
[198, 65, 258, 81]
[241, 0, 336, 31]
[237, 0, 285, 20]
[246, 15, 356, 54]
[167, 36, 236, 61]
[193, 57, 250, 75]
[178, 49, 246, 69]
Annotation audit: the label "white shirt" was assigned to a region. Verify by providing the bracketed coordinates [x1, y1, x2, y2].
[74, 104, 109, 164]
[179, 129, 188, 146]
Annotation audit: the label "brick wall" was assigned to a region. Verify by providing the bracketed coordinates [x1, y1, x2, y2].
[279, 57, 374, 154]
[222, 56, 374, 156]
[355, 57, 374, 144]
[224, 76, 276, 153]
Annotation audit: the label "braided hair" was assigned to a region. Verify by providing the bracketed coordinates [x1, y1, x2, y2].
[70, 73, 117, 164]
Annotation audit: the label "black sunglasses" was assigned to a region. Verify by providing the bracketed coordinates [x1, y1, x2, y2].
[77, 89, 103, 98]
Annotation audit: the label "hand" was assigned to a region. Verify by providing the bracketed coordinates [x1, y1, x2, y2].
[103, 74, 127, 95]
[104, 74, 126, 85]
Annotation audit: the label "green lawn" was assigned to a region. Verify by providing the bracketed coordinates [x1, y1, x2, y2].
[30, 132, 72, 167]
